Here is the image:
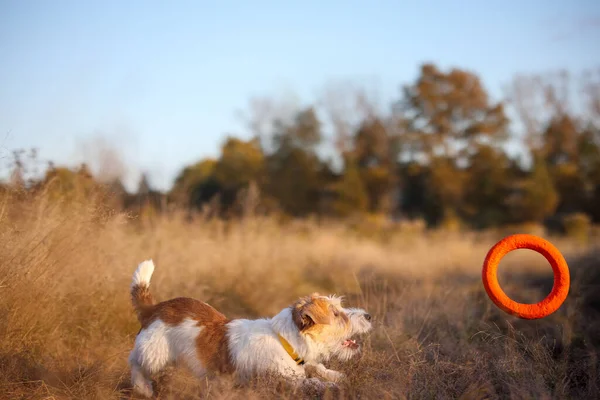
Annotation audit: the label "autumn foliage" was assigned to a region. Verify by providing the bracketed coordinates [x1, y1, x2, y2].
[5, 64, 600, 233]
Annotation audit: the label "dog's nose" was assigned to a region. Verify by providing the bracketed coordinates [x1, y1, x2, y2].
[364, 313, 372, 321]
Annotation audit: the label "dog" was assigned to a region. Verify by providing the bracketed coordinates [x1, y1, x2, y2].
[128, 260, 372, 397]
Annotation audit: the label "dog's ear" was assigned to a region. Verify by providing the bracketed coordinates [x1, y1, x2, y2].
[292, 296, 331, 331]
[292, 308, 315, 331]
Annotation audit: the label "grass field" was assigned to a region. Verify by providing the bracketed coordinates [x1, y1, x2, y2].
[1, 191, 599, 399]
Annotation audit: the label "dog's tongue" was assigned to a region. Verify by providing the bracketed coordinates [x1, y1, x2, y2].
[343, 339, 359, 349]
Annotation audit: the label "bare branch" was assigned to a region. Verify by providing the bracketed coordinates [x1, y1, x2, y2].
[504, 75, 546, 151]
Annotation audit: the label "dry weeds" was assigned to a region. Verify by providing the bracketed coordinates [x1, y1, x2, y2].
[1, 190, 599, 399]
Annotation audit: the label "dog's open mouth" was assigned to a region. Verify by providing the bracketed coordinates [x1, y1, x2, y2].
[342, 337, 360, 350]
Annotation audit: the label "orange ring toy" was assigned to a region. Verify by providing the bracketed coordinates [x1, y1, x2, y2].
[482, 234, 570, 320]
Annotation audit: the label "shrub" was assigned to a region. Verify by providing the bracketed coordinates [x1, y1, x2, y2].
[562, 212, 592, 243]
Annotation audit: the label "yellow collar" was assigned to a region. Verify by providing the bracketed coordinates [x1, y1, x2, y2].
[277, 334, 305, 365]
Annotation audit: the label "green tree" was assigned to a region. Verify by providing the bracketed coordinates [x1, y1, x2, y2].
[397, 64, 509, 223]
[463, 145, 511, 228]
[543, 114, 579, 166]
[540, 115, 587, 213]
[506, 155, 558, 223]
[171, 158, 217, 208]
[578, 126, 600, 185]
[579, 125, 600, 221]
[214, 137, 264, 190]
[331, 158, 369, 217]
[266, 107, 324, 216]
[427, 157, 467, 226]
[352, 118, 396, 213]
[399, 162, 428, 219]
[171, 137, 265, 214]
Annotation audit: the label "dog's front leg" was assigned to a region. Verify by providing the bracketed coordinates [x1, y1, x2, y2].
[305, 362, 345, 383]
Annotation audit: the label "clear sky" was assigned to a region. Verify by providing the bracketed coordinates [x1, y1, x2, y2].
[1, 0, 599, 190]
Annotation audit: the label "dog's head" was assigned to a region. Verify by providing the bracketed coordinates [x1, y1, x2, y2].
[291, 293, 372, 361]
[334, 307, 372, 361]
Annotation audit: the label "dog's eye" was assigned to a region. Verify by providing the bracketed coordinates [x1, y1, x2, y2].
[332, 309, 339, 317]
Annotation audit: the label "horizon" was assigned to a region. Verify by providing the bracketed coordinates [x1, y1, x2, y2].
[1, 0, 600, 191]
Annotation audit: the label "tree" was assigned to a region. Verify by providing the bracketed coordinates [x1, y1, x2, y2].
[266, 107, 324, 216]
[463, 145, 511, 228]
[171, 137, 266, 215]
[578, 126, 600, 184]
[171, 158, 217, 208]
[137, 173, 152, 196]
[267, 146, 322, 216]
[427, 157, 467, 225]
[579, 125, 600, 221]
[399, 63, 508, 161]
[331, 158, 369, 217]
[505, 71, 572, 154]
[540, 114, 587, 214]
[543, 114, 580, 166]
[320, 80, 385, 155]
[277, 107, 321, 149]
[396, 64, 509, 223]
[9, 150, 25, 188]
[506, 70, 599, 219]
[581, 68, 600, 126]
[506, 154, 558, 223]
[552, 162, 587, 214]
[353, 118, 396, 213]
[399, 162, 428, 220]
[41, 164, 99, 202]
[319, 81, 358, 155]
[104, 178, 128, 210]
[214, 137, 264, 190]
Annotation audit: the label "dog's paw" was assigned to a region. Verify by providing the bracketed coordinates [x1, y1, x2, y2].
[327, 370, 346, 383]
[309, 363, 347, 383]
[132, 381, 154, 398]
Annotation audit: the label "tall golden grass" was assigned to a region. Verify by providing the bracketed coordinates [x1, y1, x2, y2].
[1, 188, 599, 399]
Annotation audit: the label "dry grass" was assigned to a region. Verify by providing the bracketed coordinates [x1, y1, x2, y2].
[1, 190, 599, 399]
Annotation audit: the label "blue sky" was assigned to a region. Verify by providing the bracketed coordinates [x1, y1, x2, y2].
[1, 0, 599, 190]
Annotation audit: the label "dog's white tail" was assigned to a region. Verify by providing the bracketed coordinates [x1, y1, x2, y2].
[132, 260, 155, 289]
[131, 260, 156, 323]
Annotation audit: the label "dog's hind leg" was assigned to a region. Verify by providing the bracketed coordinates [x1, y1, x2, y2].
[129, 350, 154, 398]
[179, 354, 208, 380]
[129, 320, 173, 397]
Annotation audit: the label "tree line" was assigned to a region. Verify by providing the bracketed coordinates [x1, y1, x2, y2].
[170, 64, 600, 229]
[5, 63, 600, 230]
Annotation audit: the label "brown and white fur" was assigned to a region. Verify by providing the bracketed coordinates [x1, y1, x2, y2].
[128, 260, 372, 397]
